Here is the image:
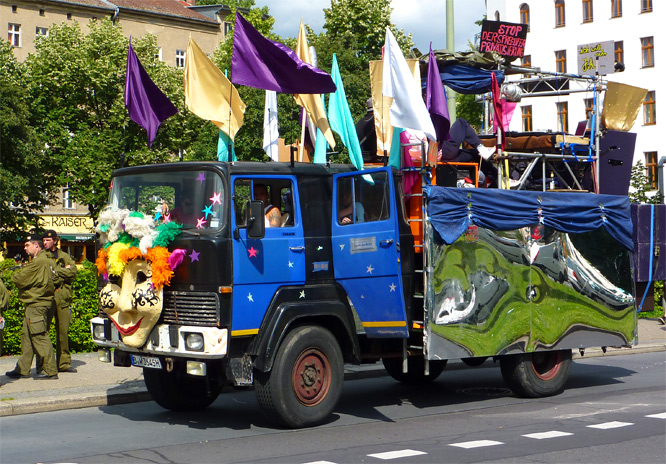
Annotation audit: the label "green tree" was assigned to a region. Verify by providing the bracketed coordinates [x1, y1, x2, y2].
[455, 93, 484, 130]
[24, 20, 205, 217]
[323, 0, 414, 61]
[630, 160, 663, 204]
[0, 40, 57, 241]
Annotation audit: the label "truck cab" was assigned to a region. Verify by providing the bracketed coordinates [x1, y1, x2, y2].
[91, 161, 416, 427]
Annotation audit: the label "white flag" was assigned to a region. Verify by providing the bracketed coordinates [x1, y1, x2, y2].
[263, 90, 279, 161]
[382, 28, 436, 141]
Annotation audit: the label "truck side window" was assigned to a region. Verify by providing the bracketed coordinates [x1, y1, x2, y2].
[234, 179, 251, 227]
[234, 178, 295, 228]
[279, 187, 294, 227]
[337, 171, 390, 225]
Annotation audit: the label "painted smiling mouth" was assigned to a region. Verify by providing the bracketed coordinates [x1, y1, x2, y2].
[111, 317, 144, 336]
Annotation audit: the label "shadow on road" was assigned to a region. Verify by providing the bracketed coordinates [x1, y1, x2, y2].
[97, 358, 638, 430]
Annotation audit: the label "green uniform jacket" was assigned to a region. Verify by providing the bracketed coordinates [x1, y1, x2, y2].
[0, 278, 9, 311]
[11, 251, 55, 308]
[43, 248, 77, 309]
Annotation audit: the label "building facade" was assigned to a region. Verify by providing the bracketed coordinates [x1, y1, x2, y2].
[2, 1, 233, 260]
[485, 0, 661, 190]
[3, 0, 232, 66]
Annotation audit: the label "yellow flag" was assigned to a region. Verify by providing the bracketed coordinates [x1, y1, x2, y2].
[184, 38, 246, 140]
[293, 22, 336, 149]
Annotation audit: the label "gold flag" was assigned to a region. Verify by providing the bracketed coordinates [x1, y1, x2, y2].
[184, 38, 246, 140]
[293, 22, 336, 149]
[369, 59, 421, 157]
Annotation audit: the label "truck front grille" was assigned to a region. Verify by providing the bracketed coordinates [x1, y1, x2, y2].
[161, 291, 220, 327]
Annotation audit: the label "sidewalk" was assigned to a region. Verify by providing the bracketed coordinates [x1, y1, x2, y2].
[1, 319, 664, 417]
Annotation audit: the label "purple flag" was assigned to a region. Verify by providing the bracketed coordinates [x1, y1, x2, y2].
[231, 13, 336, 94]
[124, 40, 178, 147]
[425, 44, 450, 144]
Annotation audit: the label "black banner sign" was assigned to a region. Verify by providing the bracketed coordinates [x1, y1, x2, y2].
[479, 20, 527, 59]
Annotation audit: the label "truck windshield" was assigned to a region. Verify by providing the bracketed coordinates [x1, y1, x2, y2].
[108, 170, 225, 230]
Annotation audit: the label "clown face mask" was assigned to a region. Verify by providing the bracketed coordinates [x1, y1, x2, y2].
[99, 259, 163, 348]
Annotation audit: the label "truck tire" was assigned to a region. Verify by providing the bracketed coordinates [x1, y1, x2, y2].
[143, 368, 221, 411]
[254, 325, 344, 428]
[500, 349, 572, 397]
[382, 357, 447, 384]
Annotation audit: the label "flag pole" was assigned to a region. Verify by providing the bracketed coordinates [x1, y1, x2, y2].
[228, 77, 233, 161]
[298, 110, 306, 162]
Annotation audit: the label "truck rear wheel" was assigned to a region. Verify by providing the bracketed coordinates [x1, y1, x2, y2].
[382, 357, 447, 384]
[500, 349, 572, 397]
[143, 367, 221, 411]
[254, 325, 344, 428]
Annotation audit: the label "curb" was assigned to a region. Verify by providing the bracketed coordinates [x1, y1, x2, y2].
[1, 343, 664, 417]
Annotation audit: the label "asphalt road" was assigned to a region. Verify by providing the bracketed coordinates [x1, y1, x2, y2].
[1, 351, 664, 464]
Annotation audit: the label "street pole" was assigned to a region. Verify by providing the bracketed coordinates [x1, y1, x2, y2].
[446, 0, 457, 121]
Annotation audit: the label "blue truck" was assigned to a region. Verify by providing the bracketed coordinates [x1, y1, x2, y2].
[90, 160, 636, 428]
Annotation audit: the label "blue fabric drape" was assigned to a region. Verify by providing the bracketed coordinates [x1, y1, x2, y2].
[425, 186, 633, 250]
[438, 65, 505, 95]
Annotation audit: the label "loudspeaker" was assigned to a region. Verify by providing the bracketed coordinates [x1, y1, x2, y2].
[436, 164, 458, 187]
[597, 131, 636, 195]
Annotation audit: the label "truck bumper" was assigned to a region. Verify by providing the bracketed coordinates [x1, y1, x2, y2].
[90, 317, 229, 359]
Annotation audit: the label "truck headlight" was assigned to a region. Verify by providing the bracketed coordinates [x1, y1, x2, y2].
[186, 361, 206, 376]
[184, 332, 204, 351]
[92, 324, 106, 340]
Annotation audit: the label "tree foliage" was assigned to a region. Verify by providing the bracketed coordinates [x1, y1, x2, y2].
[323, 0, 413, 61]
[0, 40, 57, 241]
[0, 259, 100, 355]
[630, 160, 663, 204]
[1, 0, 452, 240]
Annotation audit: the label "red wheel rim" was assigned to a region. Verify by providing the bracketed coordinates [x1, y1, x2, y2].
[292, 348, 331, 406]
[531, 351, 562, 381]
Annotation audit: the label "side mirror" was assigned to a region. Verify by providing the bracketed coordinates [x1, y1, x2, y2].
[247, 200, 265, 239]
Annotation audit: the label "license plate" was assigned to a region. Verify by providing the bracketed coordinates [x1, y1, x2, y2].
[130, 354, 162, 369]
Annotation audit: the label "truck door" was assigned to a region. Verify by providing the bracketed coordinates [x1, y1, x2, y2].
[331, 168, 408, 337]
[231, 176, 305, 334]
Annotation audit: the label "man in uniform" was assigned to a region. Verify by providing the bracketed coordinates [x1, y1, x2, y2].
[5, 236, 58, 380]
[41, 230, 77, 372]
[0, 278, 9, 359]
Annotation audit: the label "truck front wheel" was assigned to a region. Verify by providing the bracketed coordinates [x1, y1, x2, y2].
[254, 325, 344, 428]
[143, 367, 221, 411]
[500, 349, 572, 397]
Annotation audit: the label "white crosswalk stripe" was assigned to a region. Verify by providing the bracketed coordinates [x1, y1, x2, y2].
[449, 440, 504, 449]
[302, 410, 665, 463]
[522, 430, 573, 439]
[587, 421, 634, 429]
[368, 449, 427, 460]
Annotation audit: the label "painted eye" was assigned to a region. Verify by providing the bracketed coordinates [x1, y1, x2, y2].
[135, 271, 148, 285]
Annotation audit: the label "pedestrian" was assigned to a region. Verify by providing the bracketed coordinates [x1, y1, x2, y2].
[0, 277, 9, 360]
[5, 235, 58, 380]
[41, 230, 77, 373]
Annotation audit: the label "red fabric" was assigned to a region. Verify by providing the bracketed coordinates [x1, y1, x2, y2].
[491, 72, 506, 149]
[401, 131, 419, 194]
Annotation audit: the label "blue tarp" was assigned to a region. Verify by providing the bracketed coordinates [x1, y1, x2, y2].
[425, 186, 633, 250]
[439, 65, 505, 95]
